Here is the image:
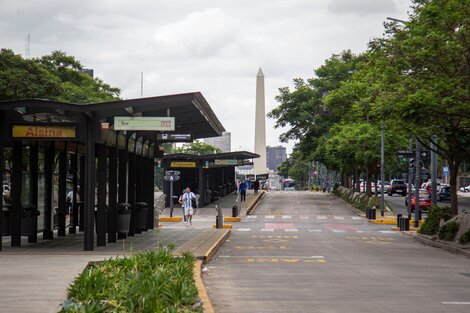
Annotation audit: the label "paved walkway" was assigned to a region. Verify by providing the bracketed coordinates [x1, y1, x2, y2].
[0, 227, 228, 313]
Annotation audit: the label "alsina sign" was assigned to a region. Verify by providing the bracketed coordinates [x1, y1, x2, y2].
[11, 125, 77, 139]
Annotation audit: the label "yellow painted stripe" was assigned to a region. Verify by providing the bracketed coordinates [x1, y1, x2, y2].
[159, 217, 182, 222]
[193, 260, 214, 313]
[212, 224, 233, 229]
[224, 217, 241, 222]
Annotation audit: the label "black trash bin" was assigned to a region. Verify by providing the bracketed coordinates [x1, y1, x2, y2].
[2, 206, 10, 236]
[135, 202, 148, 232]
[232, 205, 239, 217]
[21, 206, 40, 236]
[117, 203, 131, 234]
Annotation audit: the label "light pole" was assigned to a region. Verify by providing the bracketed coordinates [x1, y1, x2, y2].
[380, 121, 385, 216]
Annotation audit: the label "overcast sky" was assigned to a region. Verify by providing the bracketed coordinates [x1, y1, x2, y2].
[0, 0, 411, 155]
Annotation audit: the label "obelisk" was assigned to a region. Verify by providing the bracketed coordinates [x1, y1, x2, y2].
[253, 68, 267, 177]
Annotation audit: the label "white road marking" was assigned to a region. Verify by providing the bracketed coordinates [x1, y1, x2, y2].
[309, 229, 323, 232]
[300, 216, 310, 220]
[334, 216, 345, 220]
[378, 230, 396, 234]
[331, 229, 346, 233]
[285, 229, 298, 232]
[261, 228, 274, 232]
[351, 216, 363, 220]
[282, 215, 292, 219]
[316, 216, 327, 220]
[264, 215, 275, 219]
[237, 228, 251, 232]
[442, 302, 470, 305]
[220, 255, 325, 259]
[356, 231, 365, 233]
[247, 215, 257, 219]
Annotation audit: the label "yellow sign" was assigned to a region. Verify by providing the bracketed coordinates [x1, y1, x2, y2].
[170, 161, 196, 168]
[12, 125, 76, 139]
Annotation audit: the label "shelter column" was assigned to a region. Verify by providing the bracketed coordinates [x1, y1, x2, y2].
[0, 112, 4, 250]
[69, 150, 78, 234]
[58, 147, 67, 237]
[43, 143, 54, 239]
[29, 143, 38, 243]
[117, 148, 128, 239]
[146, 156, 154, 229]
[79, 155, 85, 232]
[84, 115, 95, 251]
[11, 141, 22, 247]
[96, 144, 107, 246]
[108, 147, 118, 243]
[127, 150, 136, 236]
[198, 160, 205, 207]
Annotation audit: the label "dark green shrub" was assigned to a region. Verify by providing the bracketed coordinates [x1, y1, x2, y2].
[418, 205, 453, 235]
[60, 248, 201, 313]
[459, 229, 470, 245]
[438, 221, 459, 241]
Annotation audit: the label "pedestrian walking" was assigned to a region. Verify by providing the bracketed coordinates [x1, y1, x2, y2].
[178, 190, 187, 223]
[239, 179, 247, 202]
[254, 179, 260, 194]
[180, 187, 196, 226]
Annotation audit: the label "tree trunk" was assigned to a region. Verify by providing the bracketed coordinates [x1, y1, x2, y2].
[366, 165, 372, 197]
[449, 158, 460, 216]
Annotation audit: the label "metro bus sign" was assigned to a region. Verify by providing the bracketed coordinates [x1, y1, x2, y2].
[114, 116, 175, 131]
[12, 125, 76, 139]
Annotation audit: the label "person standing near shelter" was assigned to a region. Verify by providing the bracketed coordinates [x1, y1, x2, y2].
[181, 187, 196, 226]
[239, 179, 247, 202]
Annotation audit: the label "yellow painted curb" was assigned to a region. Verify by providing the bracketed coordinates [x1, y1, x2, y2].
[212, 224, 232, 229]
[370, 219, 423, 225]
[204, 229, 231, 261]
[159, 217, 182, 222]
[224, 217, 241, 222]
[246, 191, 266, 215]
[193, 260, 214, 313]
[391, 227, 419, 231]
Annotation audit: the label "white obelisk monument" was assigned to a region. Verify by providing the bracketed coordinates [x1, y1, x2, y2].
[253, 68, 267, 177]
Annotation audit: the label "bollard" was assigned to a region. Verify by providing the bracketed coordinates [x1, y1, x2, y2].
[232, 205, 238, 217]
[215, 205, 224, 229]
[402, 217, 410, 231]
[366, 207, 370, 219]
[397, 214, 402, 228]
[370, 207, 376, 220]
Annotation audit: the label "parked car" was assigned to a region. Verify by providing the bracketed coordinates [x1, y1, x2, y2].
[459, 185, 470, 192]
[437, 186, 451, 202]
[376, 181, 390, 193]
[405, 189, 432, 211]
[389, 179, 407, 196]
[360, 181, 375, 193]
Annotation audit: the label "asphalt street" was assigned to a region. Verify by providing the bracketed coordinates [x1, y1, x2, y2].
[204, 191, 470, 313]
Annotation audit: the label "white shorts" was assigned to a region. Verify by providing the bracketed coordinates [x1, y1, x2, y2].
[184, 207, 194, 215]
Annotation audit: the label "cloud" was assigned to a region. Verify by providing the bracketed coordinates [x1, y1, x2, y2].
[328, 0, 398, 15]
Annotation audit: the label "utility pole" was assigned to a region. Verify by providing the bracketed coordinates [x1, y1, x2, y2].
[431, 135, 438, 204]
[380, 121, 385, 216]
[407, 138, 413, 218]
[414, 141, 421, 227]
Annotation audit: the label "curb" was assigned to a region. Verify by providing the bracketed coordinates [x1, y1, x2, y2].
[402, 232, 470, 258]
[212, 224, 232, 229]
[193, 229, 231, 313]
[224, 217, 241, 222]
[159, 217, 182, 222]
[246, 191, 266, 215]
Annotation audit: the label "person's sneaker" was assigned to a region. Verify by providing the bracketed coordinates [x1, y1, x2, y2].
[186, 223, 189, 227]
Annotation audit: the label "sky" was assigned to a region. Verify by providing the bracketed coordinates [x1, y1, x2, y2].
[0, 0, 411, 155]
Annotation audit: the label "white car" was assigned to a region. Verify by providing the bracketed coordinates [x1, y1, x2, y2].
[460, 185, 470, 192]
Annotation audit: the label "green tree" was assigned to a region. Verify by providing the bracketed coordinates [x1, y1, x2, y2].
[370, 0, 470, 214]
[174, 142, 221, 155]
[0, 49, 62, 100]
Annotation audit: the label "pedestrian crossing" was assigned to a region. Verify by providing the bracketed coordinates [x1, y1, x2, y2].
[245, 215, 365, 221]
[234, 228, 398, 234]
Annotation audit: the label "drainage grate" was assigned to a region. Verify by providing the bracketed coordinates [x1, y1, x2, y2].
[460, 273, 470, 278]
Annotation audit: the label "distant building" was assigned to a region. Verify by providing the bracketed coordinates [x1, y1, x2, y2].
[80, 68, 94, 78]
[204, 132, 231, 152]
[266, 145, 287, 172]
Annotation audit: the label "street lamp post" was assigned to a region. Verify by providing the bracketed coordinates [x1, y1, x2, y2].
[380, 121, 385, 216]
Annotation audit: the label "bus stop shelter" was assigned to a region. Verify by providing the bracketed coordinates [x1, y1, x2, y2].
[0, 92, 224, 251]
[162, 151, 259, 207]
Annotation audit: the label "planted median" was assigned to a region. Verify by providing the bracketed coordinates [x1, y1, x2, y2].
[60, 247, 202, 313]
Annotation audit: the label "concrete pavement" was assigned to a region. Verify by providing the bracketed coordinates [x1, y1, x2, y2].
[203, 191, 470, 313]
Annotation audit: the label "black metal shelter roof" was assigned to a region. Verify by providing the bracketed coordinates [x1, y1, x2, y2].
[0, 92, 225, 140]
[163, 151, 260, 160]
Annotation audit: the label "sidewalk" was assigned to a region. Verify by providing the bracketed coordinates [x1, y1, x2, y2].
[0, 227, 230, 313]
[159, 191, 260, 220]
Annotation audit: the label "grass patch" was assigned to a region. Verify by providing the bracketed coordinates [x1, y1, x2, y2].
[459, 229, 470, 245]
[418, 205, 453, 235]
[60, 247, 202, 313]
[438, 221, 460, 241]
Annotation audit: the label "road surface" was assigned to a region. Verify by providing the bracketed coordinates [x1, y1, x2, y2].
[204, 191, 470, 313]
